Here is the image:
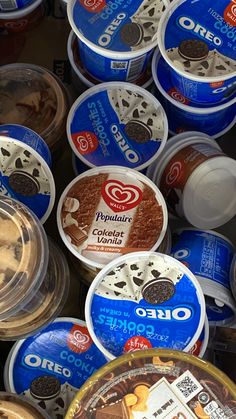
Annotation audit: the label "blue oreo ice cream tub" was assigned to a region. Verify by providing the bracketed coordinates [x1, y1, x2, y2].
[4, 317, 107, 418]
[171, 228, 236, 325]
[0, 0, 33, 11]
[152, 50, 236, 138]
[85, 251, 206, 361]
[67, 0, 169, 82]
[67, 82, 168, 172]
[158, 0, 236, 104]
[0, 124, 55, 223]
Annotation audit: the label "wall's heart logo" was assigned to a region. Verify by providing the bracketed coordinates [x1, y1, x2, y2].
[67, 325, 93, 353]
[102, 180, 143, 212]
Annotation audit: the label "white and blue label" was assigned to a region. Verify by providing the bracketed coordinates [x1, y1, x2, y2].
[9, 319, 106, 417]
[0, 0, 32, 11]
[171, 230, 234, 289]
[69, 88, 164, 169]
[205, 296, 235, 323]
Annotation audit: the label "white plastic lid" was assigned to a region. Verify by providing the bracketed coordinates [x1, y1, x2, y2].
[183, 156, 236, 229]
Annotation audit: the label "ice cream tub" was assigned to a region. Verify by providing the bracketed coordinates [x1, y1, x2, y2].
[85, 251, 206, 360]
[0, 0, 44, 33]
[66, 348, 236, 419]
[230, 254, 236, 303]
[152, 50, 236, 138]
[149, 133, 236, 229]
[68, 31, 154, 92]
[0, 197, 70, 339]
[0, 0, 33, 11]
[67, 82, 168, 172]
[67, 0, 169, 82]
[4, 317, 107, 418]
[0, 392, 49, 418]
[57, 166, 168, 269]
[171, 228, 236, 325]
[0, 124, 55, 223]
[0, 63, 69, 151]
[158, 0, 236, 104]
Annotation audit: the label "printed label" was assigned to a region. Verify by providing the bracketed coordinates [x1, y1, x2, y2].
[159, 144, 223, 216]
[9, 320, 106, 418]
[69, 88, 165, 170]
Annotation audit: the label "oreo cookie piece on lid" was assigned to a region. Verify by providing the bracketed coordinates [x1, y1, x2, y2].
[0, 124, 55, 223]
[85, 251, 206, 361]
[4, 317, 107, 419]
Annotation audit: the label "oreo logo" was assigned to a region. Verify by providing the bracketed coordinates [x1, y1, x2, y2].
[102, 179, 143, 212]
[178, 17, 222, 47]
[166, 162, 182, 186]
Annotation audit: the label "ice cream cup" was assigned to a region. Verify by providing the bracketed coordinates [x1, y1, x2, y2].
[0, 0, 44, 33]
[158, 0, 236, 104]
[57, 165, 168, 270]
[0, 0, 33, 11]
[171, 228, 236, 325]
[152, 50, 236, 138]
[67, 0, 169, 82]
[0, 63, 69, 151]
[0, 124, 55, 223]
[67, 31, 154, 92]
[148, 132, 236, 229]
[4, 317, 107, 417]
[85, 251, 206, 361]
[67, 82, 168, 172]
[230, 254, 236, 304]
[0, 392, 50, 418]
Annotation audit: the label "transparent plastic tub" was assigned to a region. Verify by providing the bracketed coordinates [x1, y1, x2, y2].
[0, 392, 49, 418]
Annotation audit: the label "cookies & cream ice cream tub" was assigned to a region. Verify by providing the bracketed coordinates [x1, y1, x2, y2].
[66, 348, 236, 418]
[152, 50, 236, 138]
[4, 317, 107, 418]
[0, 197, 70, 339]
[0, 63, 69, 151]
[158, 0, 236, 104]
[0, 392, 49, 418]
[171, 228, 236, 325]
[67, 82, 168, 172]
[67, 0, 169, 82]
[0, 124, 55, 223]
[85, 251, 205, 360]
[0, 0, 44, 33]
[57, 166, 168, 269]
[68, 31, 154, 92]
[149, 133, 236, 229]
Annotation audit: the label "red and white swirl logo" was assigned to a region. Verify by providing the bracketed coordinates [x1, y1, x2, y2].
[71, 131, 98, 155]
[168, 88, 189, 105]
[67, 325, 92, 353]
[102, 180, 143, 212]
[224, 1, 236, 26]
[166, 162, 182, 186]
[79, 0, 106, 13]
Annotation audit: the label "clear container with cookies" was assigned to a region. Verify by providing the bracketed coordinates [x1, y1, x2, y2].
[0, 196, 70, 340]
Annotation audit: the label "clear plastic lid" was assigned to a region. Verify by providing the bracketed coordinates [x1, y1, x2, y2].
[0, 196, 48, 320]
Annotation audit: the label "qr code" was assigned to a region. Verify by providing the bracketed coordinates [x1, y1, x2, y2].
[111, 61, 127, 69]
[172, 371, 203, 403]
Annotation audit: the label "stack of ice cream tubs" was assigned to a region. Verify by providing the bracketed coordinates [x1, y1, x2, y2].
[151, 0, 236, 137]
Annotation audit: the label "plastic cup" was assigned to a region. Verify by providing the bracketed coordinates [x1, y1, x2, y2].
[151, 50, 236, 138]
[0, 0, 44, 33]
[149, 133, 236, 229]
[67, 0, 169, 82]
[158, 0, 236, 104]
[85, 251, 206, 360]
[0, 63, 69, 151]
[57, 165, 168, 270]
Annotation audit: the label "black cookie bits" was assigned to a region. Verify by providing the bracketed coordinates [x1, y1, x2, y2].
[142, 278, 175, 305]
[120, 23, 143, 47]
[178, 39, 209, 61]
[125, 121, 152, 143]
[9, 171, 40, 196]
[30, 376, 61, 400]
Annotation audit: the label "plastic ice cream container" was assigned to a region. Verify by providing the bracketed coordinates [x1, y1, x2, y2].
[149, 133, 236, 229]
[0, 63, 69, 151]
[0, 392, 50, 418]
[67, 0, 169, 82]
[85, 251, 206, 361]
[0, 124, 55, 223]
[68, 31, 154, 93]
[4, 317, 107, 418]
[0, 0, 33, 11]
[0, 0, 44, 33]
[189, 317, 209, 359]
[230, 254, 236, 303]
[158, 0, 236, 104]
[67, 82, 168, 172]
[171, 228, 236, 326]
[66, 348, 236, 419]
[57, 165, 168, 269]
[152, 50, 236, 138]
